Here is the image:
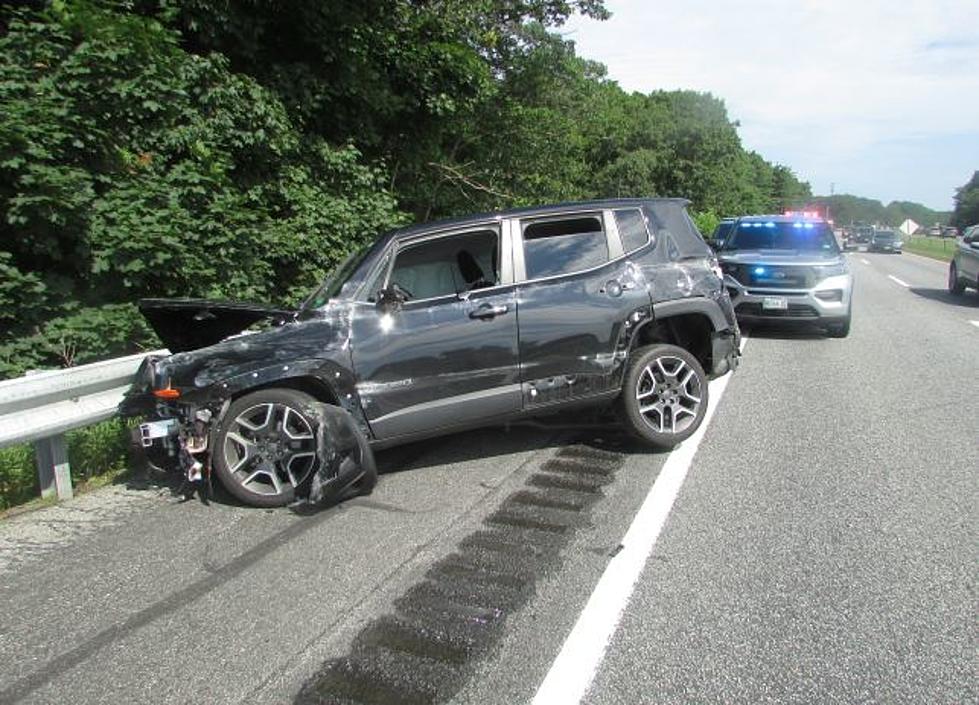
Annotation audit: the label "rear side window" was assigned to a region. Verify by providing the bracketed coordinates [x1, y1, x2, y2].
[614, 209, 651, 252]
[523, 215, 608, 279]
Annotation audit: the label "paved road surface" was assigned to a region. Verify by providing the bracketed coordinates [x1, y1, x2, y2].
[0, 250, 975, 704]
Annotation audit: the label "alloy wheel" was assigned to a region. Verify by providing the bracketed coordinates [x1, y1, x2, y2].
[222, 403, 317, 496]
[634, 356, 704, 434]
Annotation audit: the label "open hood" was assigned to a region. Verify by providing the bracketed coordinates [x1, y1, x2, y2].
[139, 298, 294, 353]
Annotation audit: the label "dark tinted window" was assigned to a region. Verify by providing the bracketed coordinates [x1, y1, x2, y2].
[712, 221, 734, 245]
[723, 221, 839, 252]
[523, 215, 608, 279]
[614, 209, 650, 252]
[388, 230, 498, 301]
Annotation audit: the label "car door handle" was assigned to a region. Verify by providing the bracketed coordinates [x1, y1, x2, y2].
[469, 304, 509, 319]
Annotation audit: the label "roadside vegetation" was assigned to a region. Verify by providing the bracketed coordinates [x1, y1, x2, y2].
[0, 418, 133, 511]
[903, 236, 956, 262]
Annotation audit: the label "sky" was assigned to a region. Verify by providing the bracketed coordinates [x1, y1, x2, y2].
[563, 0, 979, 211]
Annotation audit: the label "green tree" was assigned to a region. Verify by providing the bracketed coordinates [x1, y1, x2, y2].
[0, 2, 402, 377]
[950, 171, 979, 229]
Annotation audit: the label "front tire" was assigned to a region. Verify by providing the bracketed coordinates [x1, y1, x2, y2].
[212, 389, 321, 507]
[617, 344, 709, 448]
[948, 262, 964, 295]
[826, 317, 851, 338]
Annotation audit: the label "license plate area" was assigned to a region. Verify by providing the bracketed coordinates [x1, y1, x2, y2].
[762, 296, 788, 310]
[139, 419, 178, 447]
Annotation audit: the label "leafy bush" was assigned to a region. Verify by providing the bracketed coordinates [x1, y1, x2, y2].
[0, 3, 403, 378]
[0, 442, 36, 510]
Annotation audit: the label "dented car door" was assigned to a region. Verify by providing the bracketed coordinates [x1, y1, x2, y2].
[512, 208, 652, 407]
[349, 223, 521, 442]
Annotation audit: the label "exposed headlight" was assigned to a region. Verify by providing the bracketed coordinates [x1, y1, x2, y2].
[814, 262, 848, 278]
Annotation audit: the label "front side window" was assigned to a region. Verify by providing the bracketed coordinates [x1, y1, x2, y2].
[614, 209, 651, 252]
[387, 229, 499, 301]
[522, 214, 609, 279]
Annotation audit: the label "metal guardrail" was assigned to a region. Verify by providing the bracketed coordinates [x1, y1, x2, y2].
[0, 350, 167, 501]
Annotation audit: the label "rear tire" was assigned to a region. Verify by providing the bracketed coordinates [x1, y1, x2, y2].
[617, 344, 709, 448]
[948, 262, 964, 295]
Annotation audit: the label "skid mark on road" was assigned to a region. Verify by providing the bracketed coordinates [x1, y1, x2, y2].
[887, 274, 910, 288]
[294, 444, 628, 705]
[532, 341, 743, 705]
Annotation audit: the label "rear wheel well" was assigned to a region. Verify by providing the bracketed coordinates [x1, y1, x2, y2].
[633, 313, 714, 372]
[232, 376, 339, 406]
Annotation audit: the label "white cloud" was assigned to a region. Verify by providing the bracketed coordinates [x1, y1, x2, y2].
[563, 0, 979, 208]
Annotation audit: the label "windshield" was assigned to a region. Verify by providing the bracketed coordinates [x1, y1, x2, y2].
[723, 221, 839, 252]
[300, 245, 371, 311]
[874, 231, 896, 239]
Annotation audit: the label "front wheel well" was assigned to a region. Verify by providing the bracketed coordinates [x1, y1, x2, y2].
[231, 376, 340, 406]
[633, 313, 714, 372]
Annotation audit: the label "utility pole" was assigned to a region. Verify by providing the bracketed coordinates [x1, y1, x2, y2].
[830, 182, 835, 196]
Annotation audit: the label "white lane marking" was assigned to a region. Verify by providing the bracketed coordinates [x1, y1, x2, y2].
[888, 274, 910, 288]
[970, 321, 979, 330]
[531, 337, 747, 705]
[860, 258, 870, 265]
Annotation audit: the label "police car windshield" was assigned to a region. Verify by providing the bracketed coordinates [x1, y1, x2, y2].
[723, 221, 838, 252]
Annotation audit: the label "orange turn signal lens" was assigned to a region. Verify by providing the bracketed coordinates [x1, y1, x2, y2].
[153, 387, 181, 399]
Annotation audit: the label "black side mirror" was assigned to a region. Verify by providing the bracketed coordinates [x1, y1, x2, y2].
[376, 284, 408, 312]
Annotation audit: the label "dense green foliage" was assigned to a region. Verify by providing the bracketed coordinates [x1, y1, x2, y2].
[950, 171, 979, 229]
[1, 0, 813, 379]
[810, 194, 949, 228]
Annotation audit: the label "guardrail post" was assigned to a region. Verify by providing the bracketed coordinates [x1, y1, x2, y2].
[35, 433, 73, 501]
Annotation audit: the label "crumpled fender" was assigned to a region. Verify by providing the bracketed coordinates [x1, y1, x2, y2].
[290, 402, 377, 510]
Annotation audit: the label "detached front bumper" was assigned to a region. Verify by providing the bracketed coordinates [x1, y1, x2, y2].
[725, 274, 853, 323]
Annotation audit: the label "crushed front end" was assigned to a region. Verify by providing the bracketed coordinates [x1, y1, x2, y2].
[120, 354, 225, 493]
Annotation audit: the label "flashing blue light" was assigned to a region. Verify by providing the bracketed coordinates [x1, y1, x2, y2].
[765, 222, 776, 228]
[804, 223, 814, 229]
[753, 266, 766, 275]
[793, 222, 803, 228]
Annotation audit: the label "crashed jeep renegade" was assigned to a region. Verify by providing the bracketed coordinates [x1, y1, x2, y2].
[121, 199, 740, 507]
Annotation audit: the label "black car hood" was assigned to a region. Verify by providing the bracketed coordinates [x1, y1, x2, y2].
[139, 298, 294, 353]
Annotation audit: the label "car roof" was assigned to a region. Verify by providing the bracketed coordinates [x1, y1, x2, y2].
[393, 197, 687, 237]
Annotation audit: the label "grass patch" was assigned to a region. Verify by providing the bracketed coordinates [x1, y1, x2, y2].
[0, 417, 137, 512]
[904, 236, 957, 262]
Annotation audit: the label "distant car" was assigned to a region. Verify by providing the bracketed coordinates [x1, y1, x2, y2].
[717, 215, 852, 337]
[942, 226, 959, 238]
[868, 229, 902, 253]
[852, 226, 874, 245]
[928, 226, 943, 237]
[948, 225, 979, 295]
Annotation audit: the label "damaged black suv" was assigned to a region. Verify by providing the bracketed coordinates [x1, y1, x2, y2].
[122, 199, 740, 507]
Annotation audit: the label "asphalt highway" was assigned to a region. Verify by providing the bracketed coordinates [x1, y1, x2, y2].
[0, 249, 975, 704]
